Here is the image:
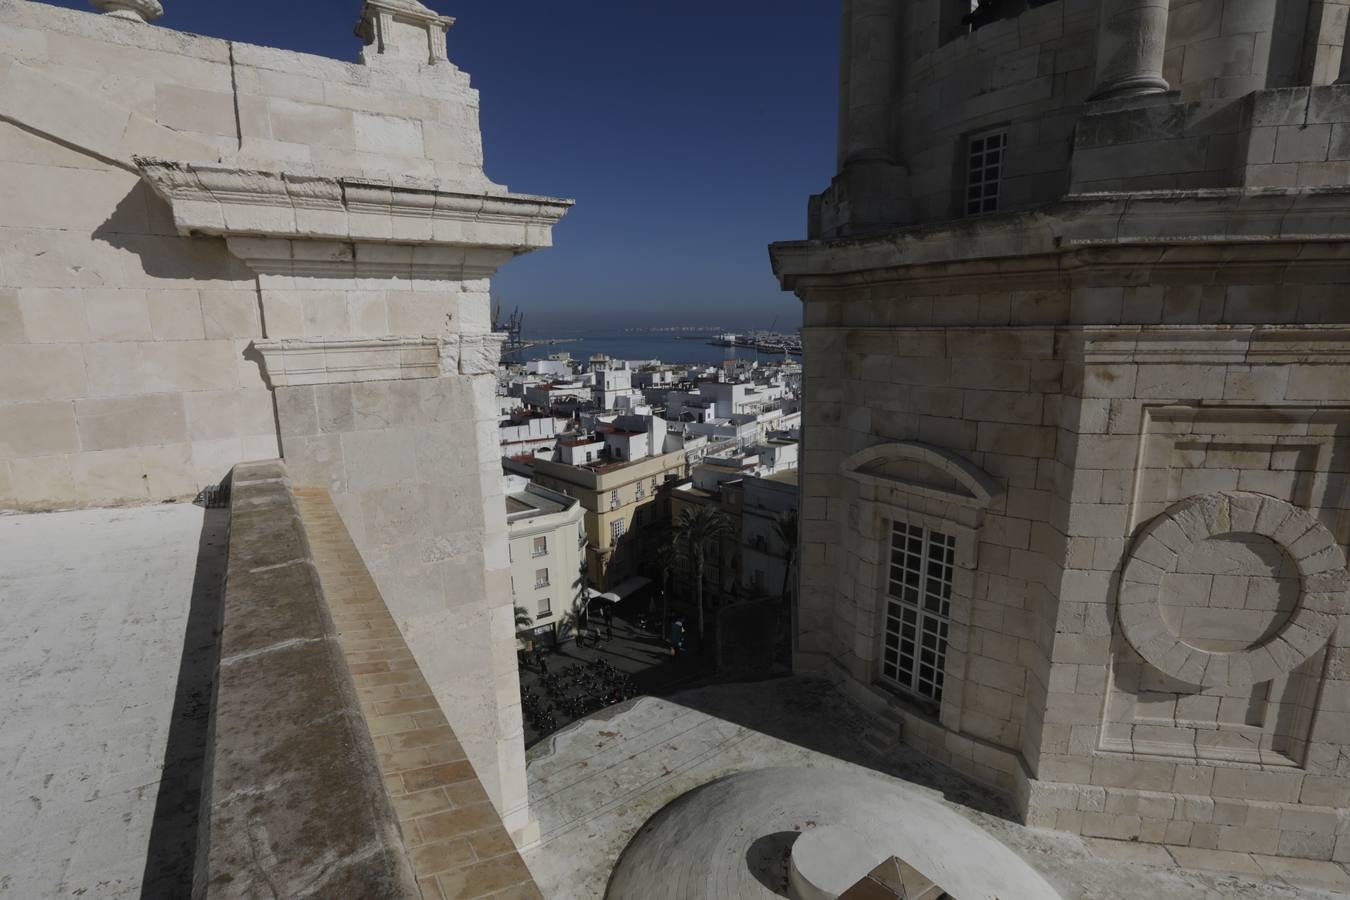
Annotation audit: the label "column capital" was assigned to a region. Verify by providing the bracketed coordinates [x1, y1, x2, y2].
[90, 0, 163, 22]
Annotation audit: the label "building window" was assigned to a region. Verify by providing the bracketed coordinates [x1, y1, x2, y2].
[964, 128, 1006, 216]
[610, 518, 625, 544]
[538, 597, 551, 617]
[881, 520, 954, 703]
[651, 477, 659, 494]
[535, 568, 549, 589]
[532, 536, 548, 558]
[635, 480, 646, 500]
[610, 489, 621, 510]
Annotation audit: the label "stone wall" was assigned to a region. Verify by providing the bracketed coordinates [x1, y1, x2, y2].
[0, 0, 569, 845]
[817, 0, 1350, 239]
[773, 190, 1350, 860]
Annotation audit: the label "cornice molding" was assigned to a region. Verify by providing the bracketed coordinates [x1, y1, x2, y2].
[771, 188, 1350, 290]
[1070, 325, 1350, 365]
[254, 333, 505, 387]
[137, 160, 573, 271]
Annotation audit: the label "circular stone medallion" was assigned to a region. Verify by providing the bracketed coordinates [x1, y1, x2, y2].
[1119, 492, 1344, 688]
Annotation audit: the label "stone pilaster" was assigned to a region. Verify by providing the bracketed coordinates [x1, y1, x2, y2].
[1090, 0, 1170, 100]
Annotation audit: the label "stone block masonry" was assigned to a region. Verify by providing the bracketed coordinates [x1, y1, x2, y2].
[207, 460, 540, 899]
[0, 0, 569, 852]
[774, 181, 1350, 861]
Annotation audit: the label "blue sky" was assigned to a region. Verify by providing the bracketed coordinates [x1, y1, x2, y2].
[40, 1, 839, 333]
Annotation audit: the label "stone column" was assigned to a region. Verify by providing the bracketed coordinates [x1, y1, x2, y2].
[840, 0, 900, 168]
[1090, 0, 1170, 100]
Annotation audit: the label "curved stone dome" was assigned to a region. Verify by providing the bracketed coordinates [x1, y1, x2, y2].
[605, 767, 1061, 900]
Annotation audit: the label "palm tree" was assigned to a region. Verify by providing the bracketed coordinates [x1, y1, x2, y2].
[656, 532, 686, 638]
[674, 504, 732, 645]
[772, 509, 799, 607]
[558, 596, 588, 642]
[514, 606, 533, 631]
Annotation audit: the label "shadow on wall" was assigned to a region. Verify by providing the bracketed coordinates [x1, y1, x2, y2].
[138, 502, 229, 899]
[92, 183, 255, 284]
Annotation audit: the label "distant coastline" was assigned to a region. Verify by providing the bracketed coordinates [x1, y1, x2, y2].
[501, 332, 798, 366]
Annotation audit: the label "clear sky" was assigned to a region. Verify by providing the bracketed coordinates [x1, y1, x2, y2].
[39, 0, 841, 334]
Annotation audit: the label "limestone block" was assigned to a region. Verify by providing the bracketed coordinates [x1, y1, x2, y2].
[8, 454, 76, 508]
[75, 394, 187, 451]
[83, 289, 153, 342]
[268, 100, 356, 150]
[184, 389, 275, 442]
[353, 112, 425, 158]
[15, 289, 85, 344]
[0, 400, 79, 458]
[145, 289, 205, 341]
[200, 290, 261, 340]
[0, 290, 21, 343]
[0, 343, 86, 402]
[153, 84, 237, 137]
[140, 442, 199, 498]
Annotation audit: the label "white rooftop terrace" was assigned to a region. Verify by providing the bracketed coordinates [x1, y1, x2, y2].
[0, 503, 223, 899]
[523, 678, 1350, 900]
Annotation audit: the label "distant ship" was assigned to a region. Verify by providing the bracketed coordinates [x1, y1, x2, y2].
[708, 331, 802, 355]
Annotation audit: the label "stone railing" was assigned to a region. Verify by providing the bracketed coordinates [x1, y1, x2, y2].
[205, 460, 539, 899]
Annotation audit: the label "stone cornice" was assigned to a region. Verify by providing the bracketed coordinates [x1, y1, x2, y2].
[138, 160, 573, 255]
[770, 188, 1350, 290]
[1069, 325, 1350, 365]
[254, 333, 504, 386]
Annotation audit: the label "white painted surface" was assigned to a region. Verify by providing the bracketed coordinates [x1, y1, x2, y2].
[0, 504, 203, 899]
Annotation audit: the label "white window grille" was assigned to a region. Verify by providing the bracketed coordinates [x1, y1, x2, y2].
[881, 520, 955, 703]
[965, 128, 1006, 216]
[534, 568, 549, 589]
[635, 480, 646, 500]
[610, 518, 625, 544]
[532, 536, 548, 558]
[610, 489, 621, 510]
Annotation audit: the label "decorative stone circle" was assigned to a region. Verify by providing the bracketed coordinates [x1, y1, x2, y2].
[91, 0, 164, 22]
[1119, 491, 1345, 689]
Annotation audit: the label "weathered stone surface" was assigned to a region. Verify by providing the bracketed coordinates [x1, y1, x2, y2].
[207, 460, 420, 899]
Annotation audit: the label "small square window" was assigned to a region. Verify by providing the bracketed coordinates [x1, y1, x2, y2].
[534, 568, 549, 589]
[532, 536, 548, 558]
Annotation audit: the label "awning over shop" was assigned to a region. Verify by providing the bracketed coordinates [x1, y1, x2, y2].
[585, 588, 621, 604]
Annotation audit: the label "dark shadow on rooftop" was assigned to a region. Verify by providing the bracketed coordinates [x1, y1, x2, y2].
[138, 503, 229, 899]
[667, 675, 1014, 821]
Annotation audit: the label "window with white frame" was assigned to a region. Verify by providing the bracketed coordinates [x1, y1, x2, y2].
[532, 535, 548, 558]
[610, 489, 621, 510]
[610, 518, 625, 544]
[635, 480, 646, 500]
[538, 597, 551, 617]
[881, 520, 955, 703]
[534, 567, 549, 589]
[964, 128, 1006, 217]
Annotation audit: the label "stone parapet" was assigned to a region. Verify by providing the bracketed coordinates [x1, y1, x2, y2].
[207, 459, 421, 898]
[208, 460, 539, 899]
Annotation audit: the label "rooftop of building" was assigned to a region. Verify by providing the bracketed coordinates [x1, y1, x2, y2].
[505, 483, 576, 521]
[0, 466, 540, 899]
[521, 679, 1350, 900]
